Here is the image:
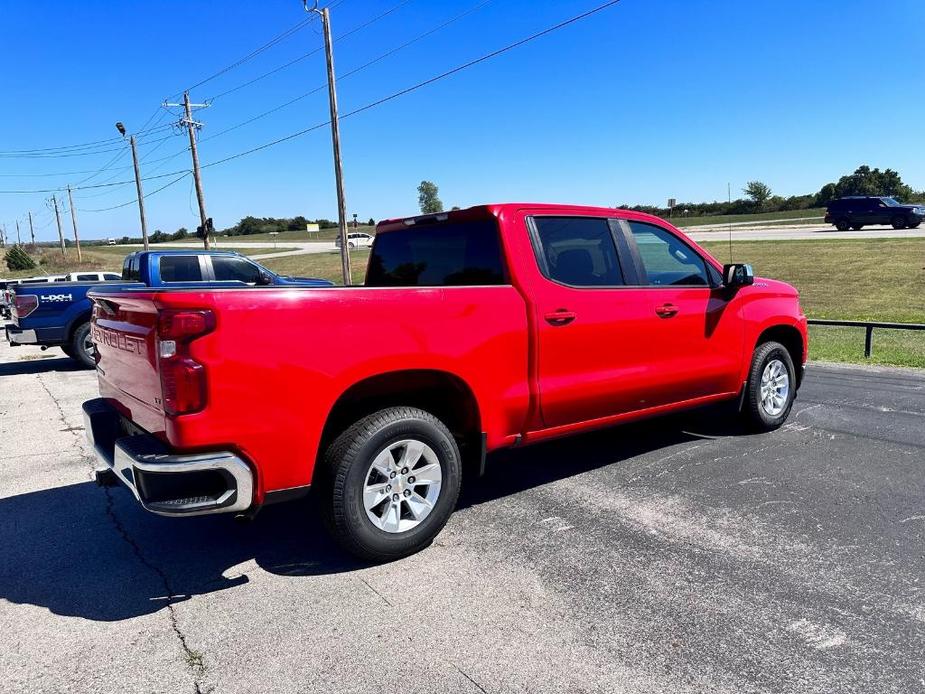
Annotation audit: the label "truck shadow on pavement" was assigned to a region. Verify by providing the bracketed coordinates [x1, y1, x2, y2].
[0, 408, 747, 622]
[0, 355, 84, 376]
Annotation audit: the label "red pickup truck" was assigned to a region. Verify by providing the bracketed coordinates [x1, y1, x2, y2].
[83, 204, 807, 560]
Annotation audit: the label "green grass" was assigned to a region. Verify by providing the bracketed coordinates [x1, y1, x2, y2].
[215, 225, 375, 243]
[672, 208, 825, 227]
[261, 249, 370, 285]
[701, 238, 925, 368]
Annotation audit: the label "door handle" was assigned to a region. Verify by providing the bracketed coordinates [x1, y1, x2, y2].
[655, 303, 679, 318]
[544, 310, 576, 326]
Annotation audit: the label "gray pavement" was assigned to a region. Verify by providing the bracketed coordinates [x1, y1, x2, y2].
[1, 339, 923, 693]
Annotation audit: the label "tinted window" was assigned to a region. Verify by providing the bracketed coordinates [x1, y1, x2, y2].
[532, 217, 624, 287]
[628, 221, 709, 286]
[212, 256, 262, 284]
[76, 274, 99, 281]
[104, 273, 122, 281]
[366, 221, 505, 287]
[159, 256, 203, 282]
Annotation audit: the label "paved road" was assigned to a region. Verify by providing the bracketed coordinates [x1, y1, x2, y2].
[1, 340, 923, 693]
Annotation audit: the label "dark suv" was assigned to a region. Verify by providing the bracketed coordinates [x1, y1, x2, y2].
[824, 196, 925, 231]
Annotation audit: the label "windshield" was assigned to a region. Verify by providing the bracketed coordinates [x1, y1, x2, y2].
[882, 197, 900, 207]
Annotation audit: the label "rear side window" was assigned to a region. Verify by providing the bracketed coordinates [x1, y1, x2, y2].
[212, 257, 262, 284]
[160, 256, 203, 282]
[366, 221, 505, 287]
[627, 221, 710, 287]
[531, 217, 624, 287]
[76, 274, 98, 281]
[103, 273, 122, 281]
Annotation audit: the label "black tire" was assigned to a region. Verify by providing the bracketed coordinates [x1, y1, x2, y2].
[61, 345, 76, 359]
[70, 322, 96, 369]
[891, 215, 907, 230]
[909, 221, 921, 229]
[850, 224, 863, 231]
[317, 406, 462, 561]
[835, 218, 850, 231]
[742, 341, 797, 432]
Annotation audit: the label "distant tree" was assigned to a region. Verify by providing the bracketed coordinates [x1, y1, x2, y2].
[171, 227, 188, 241]
[5, 245, 36, 271]
[743, 181, 773, 209]
[289, 215, 308, 231]
[150, 229, 168, 244]
[823, 165, 915, 202]
[367, 217, 375, 226]
[450, 206, 461, 211]
[417, 180, 443, 214]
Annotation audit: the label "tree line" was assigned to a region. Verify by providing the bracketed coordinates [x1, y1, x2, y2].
[620, 165, 923, 219]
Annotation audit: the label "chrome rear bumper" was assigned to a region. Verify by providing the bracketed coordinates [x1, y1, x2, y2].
[82, 398, 253, 516]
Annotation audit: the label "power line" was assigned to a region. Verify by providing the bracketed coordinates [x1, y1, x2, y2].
[199, 0, 494, 145]
[207, 0, 414, 101]
[79, 172, 191, 212]
[0, 124, 173, 159]
[170, 15, 317, 98]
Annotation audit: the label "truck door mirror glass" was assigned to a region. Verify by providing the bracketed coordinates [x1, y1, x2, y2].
[722, 263, 754, 288]
[257, 271, 274, 286]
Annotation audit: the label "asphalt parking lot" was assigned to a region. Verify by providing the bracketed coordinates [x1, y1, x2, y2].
[1, 339, 923, 694]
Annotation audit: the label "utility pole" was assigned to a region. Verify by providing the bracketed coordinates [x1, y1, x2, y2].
[66, 185, 83, 262]
[305, 0, 351, 285]
[15, 220, 21, 245]
[0, 225, 6, 248]
[28, 211, 35, 245]
[164, 93, 211, 249]
[116, 123, 150, 251]
[52, 195, 66, 257]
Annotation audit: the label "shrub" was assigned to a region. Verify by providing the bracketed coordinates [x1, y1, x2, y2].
[4, 245, 37, 271]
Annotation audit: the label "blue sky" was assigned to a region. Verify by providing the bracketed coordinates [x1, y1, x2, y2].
[1, 0, 923, 240]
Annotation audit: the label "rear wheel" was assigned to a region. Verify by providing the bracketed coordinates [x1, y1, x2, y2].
[742, 341, 796, 432]
[317, 406, 462, 561]
[61, 345, 75, 359]
[891, 215, 907, 230]
[69, 322, 96, 369]
[850, 224, 863, 230]
[835, 218, 850, 231]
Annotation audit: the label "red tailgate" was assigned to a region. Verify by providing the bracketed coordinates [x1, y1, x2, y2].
[90, 292, 165, 435]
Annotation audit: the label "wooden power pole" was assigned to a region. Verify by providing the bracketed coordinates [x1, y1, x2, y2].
[51, 195, 66, 257]
[15, 220, 21, 245]
[127, 135, 150, 251]
[164, 93, 211, 249]
[66, 185, 82, 261]
[28, 211, 35, 245]
[306, 0, 351, 285]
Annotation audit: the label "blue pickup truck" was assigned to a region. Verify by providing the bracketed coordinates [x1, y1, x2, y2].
[6, 249, 332, 367]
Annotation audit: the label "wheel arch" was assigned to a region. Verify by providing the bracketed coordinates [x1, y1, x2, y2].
[754, 324, 804, 387]
[315, 369, 483, 482]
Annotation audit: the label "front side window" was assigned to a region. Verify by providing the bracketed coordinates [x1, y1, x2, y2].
[627, 221, 710, 287]
[76, 274, 98, 281]
[159, 256, 203, 282]
[532, 217, 624, 287]
[366, 220, 505, 287]
[104, 273, 122, 281]
[212, 257, 262, 284]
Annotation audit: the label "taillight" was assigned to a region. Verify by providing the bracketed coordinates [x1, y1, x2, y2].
[156, 310, 215, 416]
[14, 294, 39, 320]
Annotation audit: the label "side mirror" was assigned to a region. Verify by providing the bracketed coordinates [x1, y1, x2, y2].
[722, 263, 754, 288]
[256, 271, 274, 286]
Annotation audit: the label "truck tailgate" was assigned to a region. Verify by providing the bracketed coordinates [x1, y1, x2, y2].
[90, 292, 165, 434]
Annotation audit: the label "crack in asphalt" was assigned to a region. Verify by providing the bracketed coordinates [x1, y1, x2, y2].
[35, 373, 213, 694]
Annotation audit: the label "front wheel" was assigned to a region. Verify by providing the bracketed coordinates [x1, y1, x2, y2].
[835, 218, 850, 231]
[742, 341, 796, 432]
[891, 215, 907, 230]
[317, 407, 462, 561]
[70, 322, 96, 369]
[850, 224, 863, 230]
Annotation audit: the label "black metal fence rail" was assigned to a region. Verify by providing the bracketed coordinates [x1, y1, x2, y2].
[807, 319, 925, 358]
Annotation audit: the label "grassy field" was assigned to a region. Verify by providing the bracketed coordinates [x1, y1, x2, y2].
[262, 249, 370, 285]
[700, 238, 925, 368]
[673, 208, 825, 227]
[2, 245, 294, 279]
[214, 225, 375, 243]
